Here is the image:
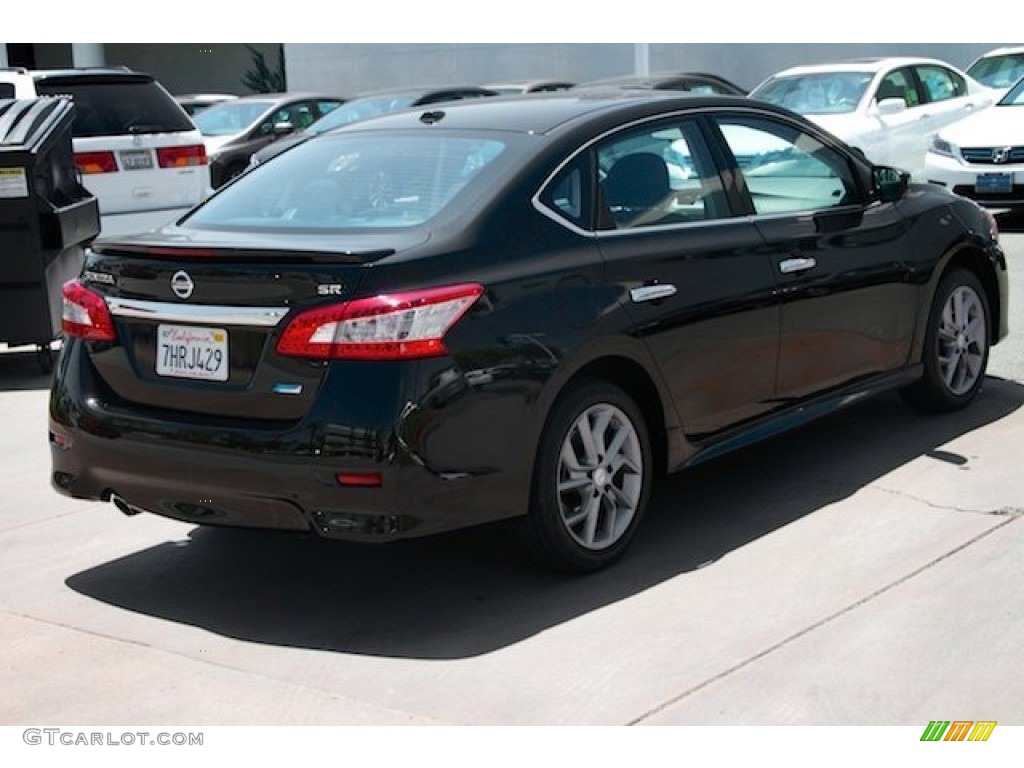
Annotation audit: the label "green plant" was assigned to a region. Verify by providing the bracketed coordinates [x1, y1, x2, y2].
[241, 44, 286, 93]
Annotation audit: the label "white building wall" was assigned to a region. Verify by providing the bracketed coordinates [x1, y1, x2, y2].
[283, 42, 1011, 95]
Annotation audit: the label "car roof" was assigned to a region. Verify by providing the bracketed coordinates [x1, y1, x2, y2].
[972, 45, 1024, 59]
[484, 80, 576, 92]
[228, 91, 347, 102]
[176, 92, 238, 101]
[577, 72, 745, 96]
[333, 90, 759, 136]
[767, 57, 960, 77]
[29, 67, 155, 82]
[350, 85, 497, 99]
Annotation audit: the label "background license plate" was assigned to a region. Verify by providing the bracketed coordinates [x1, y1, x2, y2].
[119, 149, 154, 170]
[976, 172, 1012, 194]
[156, 325, 228, 381]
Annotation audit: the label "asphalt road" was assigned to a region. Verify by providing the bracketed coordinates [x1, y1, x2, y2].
[1, 218, 1022, 739]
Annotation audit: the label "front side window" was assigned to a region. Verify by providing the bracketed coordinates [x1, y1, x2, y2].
[194, 100, 274, 137]
[715, 116, 857, 216]
[874, 68, 920, 108]
[184, 133, 507, 231]
[260, 102, 317, 135]
[595, 121, 728, 229]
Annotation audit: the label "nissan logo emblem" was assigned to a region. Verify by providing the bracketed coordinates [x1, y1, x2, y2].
[171, 270, 195, 300]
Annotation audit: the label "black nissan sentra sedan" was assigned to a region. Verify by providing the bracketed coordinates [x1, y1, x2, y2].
[51, 92, 1008, 572]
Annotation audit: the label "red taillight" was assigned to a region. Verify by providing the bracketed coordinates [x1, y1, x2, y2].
[157, 144, 208, 168]
[276, 283, 483, 361]
[74, 151, 117, 174]
[61, 280, 116, 341]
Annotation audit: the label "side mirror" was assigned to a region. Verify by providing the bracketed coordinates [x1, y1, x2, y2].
[873, 165, 910, 203]
[875, 97, 907, 116]
[272, 121, 296, 137]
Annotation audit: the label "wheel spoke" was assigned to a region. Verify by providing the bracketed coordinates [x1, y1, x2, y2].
[580, 493, 602, 547]
[575, 413, 601, 467]
[558, 474, 592, 493]
[964, 316, 985, 344]
[606, 482, 635, 511]
[560, 438, 589, 474]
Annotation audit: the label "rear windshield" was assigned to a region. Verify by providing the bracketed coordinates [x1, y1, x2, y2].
[35, 77, 194, 137]
[183, 132, 508, 231]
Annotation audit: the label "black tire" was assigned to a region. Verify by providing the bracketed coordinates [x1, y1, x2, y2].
[901, 268, 990, 413]
[522, 380, 653, 573]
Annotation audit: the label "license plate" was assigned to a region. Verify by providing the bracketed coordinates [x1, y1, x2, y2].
[156, 325, 228, 381]
[119, 149, 153, 171]
[976, 172, 1012, 194]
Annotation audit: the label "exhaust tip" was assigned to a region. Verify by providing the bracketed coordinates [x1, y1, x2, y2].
[111, 495, 143, 516]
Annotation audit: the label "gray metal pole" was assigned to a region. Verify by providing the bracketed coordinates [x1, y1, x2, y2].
[634, 43, 650, 77]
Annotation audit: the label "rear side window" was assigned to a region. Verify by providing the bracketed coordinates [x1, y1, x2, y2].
[595, 120, 729, 229]
[915, 65, 966, 103]
[35, 77, 194, 137]
[0, 84, 14, 98]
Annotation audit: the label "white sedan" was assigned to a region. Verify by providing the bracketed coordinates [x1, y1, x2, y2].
[923, 75, 1024, 214]
[750, 57, 996, 178]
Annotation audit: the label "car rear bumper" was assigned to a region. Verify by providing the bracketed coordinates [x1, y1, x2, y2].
[49, 341, 534, 541]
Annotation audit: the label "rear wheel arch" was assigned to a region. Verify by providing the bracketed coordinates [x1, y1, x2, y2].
[552, 357, 670, 478]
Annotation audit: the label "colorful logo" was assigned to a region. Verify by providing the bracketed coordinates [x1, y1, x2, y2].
[920, 721, 997, 741]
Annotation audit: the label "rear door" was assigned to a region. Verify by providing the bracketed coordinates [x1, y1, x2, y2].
[593, 115, 781, 439]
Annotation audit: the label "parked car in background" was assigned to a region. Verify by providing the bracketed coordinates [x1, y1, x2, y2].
[0, 67, 210, 215]
[483, 80, 575, 94]
[749, 57, 996, 178]
[194, 92, 346, 187]
[52, 92, 1006, 573]
[175, 92, 238, 116]
[248, 85, 498, 167]
[924, 74, 1024, 214]
[966, 46, 1024, 94]
[573, 71, 747, 95]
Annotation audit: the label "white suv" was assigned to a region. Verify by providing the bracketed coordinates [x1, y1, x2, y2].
[0, 67, 210, 215]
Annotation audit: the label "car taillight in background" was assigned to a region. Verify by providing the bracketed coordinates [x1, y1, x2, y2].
[276, 283, 484, 361]
[74, 151, 117, 174]
[157, 144, 208, 168]
[61, 280, 116, 341]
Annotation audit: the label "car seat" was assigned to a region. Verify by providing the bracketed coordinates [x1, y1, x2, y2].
[603, 152, 671, 225]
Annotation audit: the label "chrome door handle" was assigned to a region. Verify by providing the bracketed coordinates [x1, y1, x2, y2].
[630, 284, 677, 303]
[779, 257, 817, 274]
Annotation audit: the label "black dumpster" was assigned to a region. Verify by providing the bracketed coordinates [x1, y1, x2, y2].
[0, 97, 100, 371]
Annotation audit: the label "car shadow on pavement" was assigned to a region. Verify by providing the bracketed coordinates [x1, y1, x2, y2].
[65, 376, 1024, 660]
[0, 346, 56, 391]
